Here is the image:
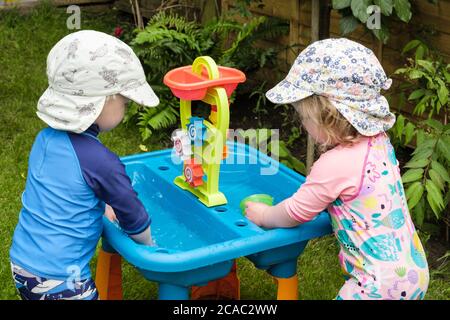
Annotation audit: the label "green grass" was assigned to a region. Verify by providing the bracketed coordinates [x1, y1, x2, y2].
[0, 3, 448, 300]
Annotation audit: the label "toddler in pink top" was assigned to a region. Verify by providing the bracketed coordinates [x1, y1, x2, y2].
[245, 38, 429, 300]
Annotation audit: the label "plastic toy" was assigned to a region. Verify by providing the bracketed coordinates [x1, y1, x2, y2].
[95, 143, 332, 300]
[164, 56, 245, 207]
[240, 194, 274, 214]
[95, 57, 332, 300]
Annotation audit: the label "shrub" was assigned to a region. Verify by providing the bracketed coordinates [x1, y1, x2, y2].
[390, 39, 450, 235]
[126, 11, 288, 141]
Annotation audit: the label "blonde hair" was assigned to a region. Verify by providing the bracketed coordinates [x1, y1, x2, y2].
[294, 95, 360, 151]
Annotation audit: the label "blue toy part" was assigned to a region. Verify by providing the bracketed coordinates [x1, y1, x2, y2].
[101, 142, 333, 299]
[186, 117, 206, 147]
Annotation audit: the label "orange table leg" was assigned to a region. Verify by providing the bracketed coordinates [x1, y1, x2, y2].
[274, 275, 298, 300]
[191, 261, 240, 300]
[95, 248, 123, 300]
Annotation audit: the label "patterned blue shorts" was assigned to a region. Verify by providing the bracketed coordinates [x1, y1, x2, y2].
[11, 263, 99, 300]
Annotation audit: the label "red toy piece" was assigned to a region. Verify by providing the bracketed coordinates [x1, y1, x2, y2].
[163, 65, 245, 100]
[184, 159, 204, 187]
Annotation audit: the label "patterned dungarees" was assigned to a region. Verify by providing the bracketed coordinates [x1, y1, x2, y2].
[331, 133, 429, 300]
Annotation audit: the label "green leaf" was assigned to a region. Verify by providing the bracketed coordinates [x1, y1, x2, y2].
[290, 157, 307, 175]
[278, 142, 290, 158]
[394, 67, 408, 75]
[351, 0, 371, 23]
[404, 158, 429, 168]
[372, 23, 390, 44]
[438, 83, 449, 105]
[405, 181, 424, 209]
[333, 0, 351, 9]
[339, 15, 360, 35]
[401, 168, 424, 183]
[437, 139, 450, 162]
[431, 160, 450, 183]
[402, 39, 421, 54]
[416, 129, 425, 145]
[416, 60, 435, 74]
[394, 0, 412, 22]
[396, 114, 405, 139]
[409, 69, 424, 79]
[425, 179, 445, 217]
[413, 197, 426, 227]
[411, 145, 434, 159]
[424, 119, 443, 132]
[404, 122, 416, 145]
[408, 89, 425, 101]
[444, 69, 450, 83]
[415, 45, 425, 61]
[374, 0, 393, 15]
[416, 136, 437, 150]
[269, 141, 288, 158]
[429, 169, 445, 191]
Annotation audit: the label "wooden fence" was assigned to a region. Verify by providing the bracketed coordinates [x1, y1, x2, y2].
[0, 0, 114, 11]
[221, 0, 450, 117]
[3, 0, 448, 117]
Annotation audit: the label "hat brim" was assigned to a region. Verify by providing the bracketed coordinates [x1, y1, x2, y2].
[265, 79, 313, 104]
[329, 97, 396, 136]
[121, 82, 160, 107]
[37, 87, 106, 134]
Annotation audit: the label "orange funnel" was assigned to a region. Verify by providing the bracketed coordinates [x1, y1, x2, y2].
[164, 65, 246, 100]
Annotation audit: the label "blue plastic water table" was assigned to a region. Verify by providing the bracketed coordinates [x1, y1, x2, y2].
[98, 141, 332, 299]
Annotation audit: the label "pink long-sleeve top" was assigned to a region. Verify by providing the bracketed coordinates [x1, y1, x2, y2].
[284, 136, 369, 222]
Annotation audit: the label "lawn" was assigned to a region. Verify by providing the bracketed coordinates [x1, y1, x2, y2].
[0, 3, 448, 300]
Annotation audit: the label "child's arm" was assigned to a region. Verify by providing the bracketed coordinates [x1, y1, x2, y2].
[69, 132, 154, 246]
[129, 227, 154, 246]
[105, 204, 154, 246]
[245, 200, 299, 228]
[246, 145, 364, 228]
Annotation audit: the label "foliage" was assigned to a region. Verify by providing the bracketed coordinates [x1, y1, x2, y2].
[332, 0, 412, 43]
[390, 40, 450, 232]
[127, 10, 288, 140]
[394, 39, 449, 119]
[238, 129, 306, 175]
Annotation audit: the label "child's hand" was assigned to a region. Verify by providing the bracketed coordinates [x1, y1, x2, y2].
[104, 204, 118, 223]
[245, 201, 270, 227]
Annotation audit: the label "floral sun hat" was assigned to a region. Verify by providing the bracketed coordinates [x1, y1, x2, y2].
[37, 30, 159, 133]
[266, 38, 395, 136]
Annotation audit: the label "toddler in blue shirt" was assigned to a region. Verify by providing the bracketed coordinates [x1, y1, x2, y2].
[9, 30, 160, 300]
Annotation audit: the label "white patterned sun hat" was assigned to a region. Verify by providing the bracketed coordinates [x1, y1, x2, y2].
[266, 38, 395, 136]
[37, 30, 159, 133]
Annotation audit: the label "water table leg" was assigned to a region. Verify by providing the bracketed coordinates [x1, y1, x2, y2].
[95, 239, 123, 300]
[159, 283, 190, 300]
[191, 260, 240, 300]
[269, 260, 298, 300]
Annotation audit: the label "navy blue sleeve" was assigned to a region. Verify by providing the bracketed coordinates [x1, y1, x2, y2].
[68, 133, 151, 235]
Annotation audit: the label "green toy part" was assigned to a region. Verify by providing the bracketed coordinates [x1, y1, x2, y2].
[240, 194, 274, 215]
[172, 56, 233, 207]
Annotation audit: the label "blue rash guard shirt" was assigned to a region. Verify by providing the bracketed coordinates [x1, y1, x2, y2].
[10, 125, 150, 280]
